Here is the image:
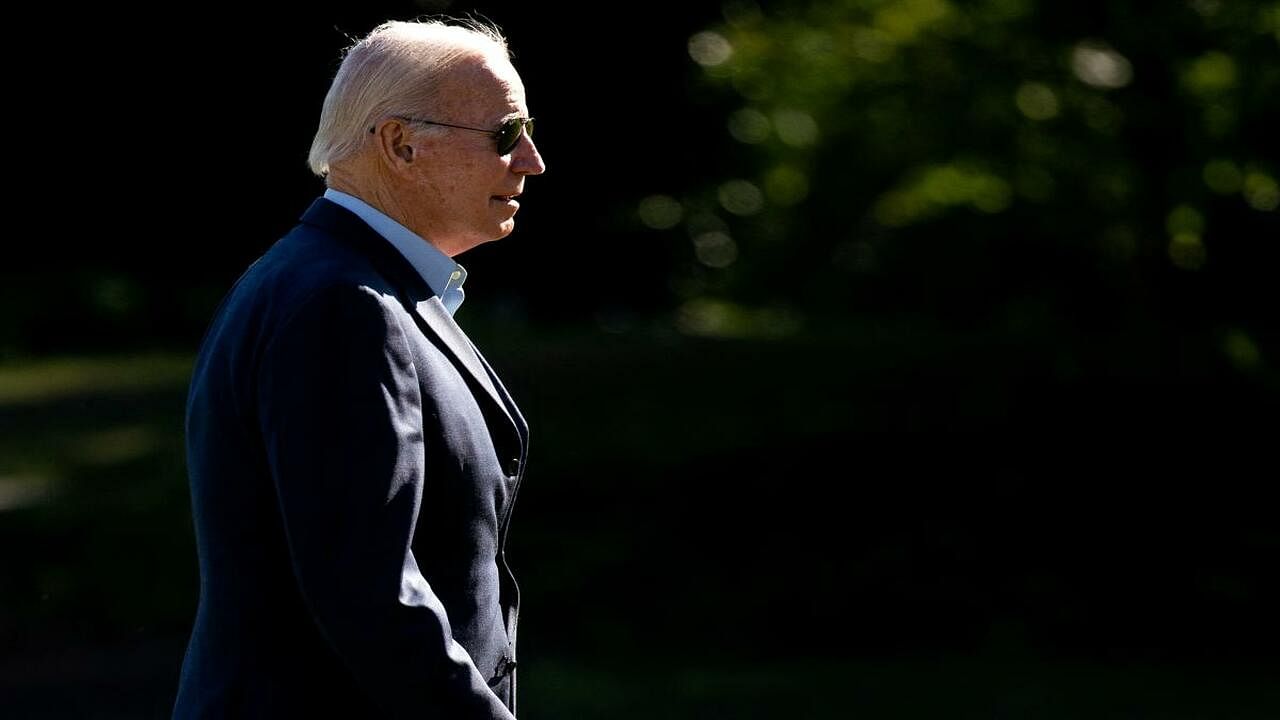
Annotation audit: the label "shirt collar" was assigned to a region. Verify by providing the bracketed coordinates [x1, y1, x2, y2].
[323, 188, 467, 315]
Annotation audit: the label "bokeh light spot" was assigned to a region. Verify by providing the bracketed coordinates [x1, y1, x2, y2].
[1071, 41, 1134, 89]
[693, 232, 739, 268]
[773, 109, 819, 146]
[1015, 82, 1059, 120]
[689, 31, 733, 67]
[718, 180, 764, 216]
[728, 108, 770, 144]
[1203, 159, 1243, 194]
[764, 165, 810, 206]
[1243, 171, 1280, 211]
[1168, 233, 1207, 270]
[637, 195, 684, 230]
[1223, 329, 1262, 370]
[1166, 205, 1205, 236]
[1182, 51, 1237, 95]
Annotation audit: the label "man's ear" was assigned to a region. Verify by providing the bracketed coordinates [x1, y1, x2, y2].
[372, 120, 417, 173]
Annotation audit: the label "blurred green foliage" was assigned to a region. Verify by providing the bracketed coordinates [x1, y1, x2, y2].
[652, 0, 1278, 357]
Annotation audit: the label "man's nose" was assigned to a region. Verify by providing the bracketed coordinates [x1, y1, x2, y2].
[511, 134, 545, 176]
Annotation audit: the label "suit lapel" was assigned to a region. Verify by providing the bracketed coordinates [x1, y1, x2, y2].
[469, 340, 529, 444]
[410, 296, 518, 435]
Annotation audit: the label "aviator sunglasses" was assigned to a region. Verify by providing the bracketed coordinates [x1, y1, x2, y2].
[370, 115, 535, 155]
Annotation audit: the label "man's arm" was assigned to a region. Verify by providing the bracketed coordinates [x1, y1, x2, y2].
[258, 283, 514, 720]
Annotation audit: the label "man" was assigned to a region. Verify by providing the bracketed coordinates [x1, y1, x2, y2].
[174, 18, 545, 719]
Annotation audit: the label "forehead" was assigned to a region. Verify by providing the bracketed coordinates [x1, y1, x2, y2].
[438, 51, 527, 119]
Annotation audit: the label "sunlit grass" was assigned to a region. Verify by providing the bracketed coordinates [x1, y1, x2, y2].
[0, 353, 193, 407]
[0, 354, 192, 514]
[0, 473, 55, 512]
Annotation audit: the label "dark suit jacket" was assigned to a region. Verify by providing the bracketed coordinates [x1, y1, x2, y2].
[174, 198, 528, 719]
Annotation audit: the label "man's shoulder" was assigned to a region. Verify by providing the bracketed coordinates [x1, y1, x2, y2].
[206, 216, 402, 343]
[254, 216, 389, 297]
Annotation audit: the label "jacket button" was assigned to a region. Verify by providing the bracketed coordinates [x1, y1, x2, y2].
[507, 458, 521, 477]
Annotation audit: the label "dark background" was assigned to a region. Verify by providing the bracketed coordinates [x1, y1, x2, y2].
[2, 0, 1278, 717]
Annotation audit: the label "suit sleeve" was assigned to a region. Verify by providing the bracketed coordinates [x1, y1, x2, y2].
[257, 284, 515, 720]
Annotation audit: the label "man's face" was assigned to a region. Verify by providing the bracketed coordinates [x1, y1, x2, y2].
[405, 52, 546, 256]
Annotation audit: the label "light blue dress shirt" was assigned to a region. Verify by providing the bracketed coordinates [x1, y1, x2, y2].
[323, 188, 468, 315]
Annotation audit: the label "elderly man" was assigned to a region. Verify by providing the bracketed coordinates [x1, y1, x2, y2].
[174, 19, 545, 719]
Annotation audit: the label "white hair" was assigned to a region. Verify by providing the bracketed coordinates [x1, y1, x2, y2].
[307, 18, 510, 178]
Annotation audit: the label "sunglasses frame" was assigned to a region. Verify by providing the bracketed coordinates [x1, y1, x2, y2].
[369, 115, 534, 155]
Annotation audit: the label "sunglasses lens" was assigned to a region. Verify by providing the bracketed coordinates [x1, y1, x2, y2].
[496, 119, 532, 155]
